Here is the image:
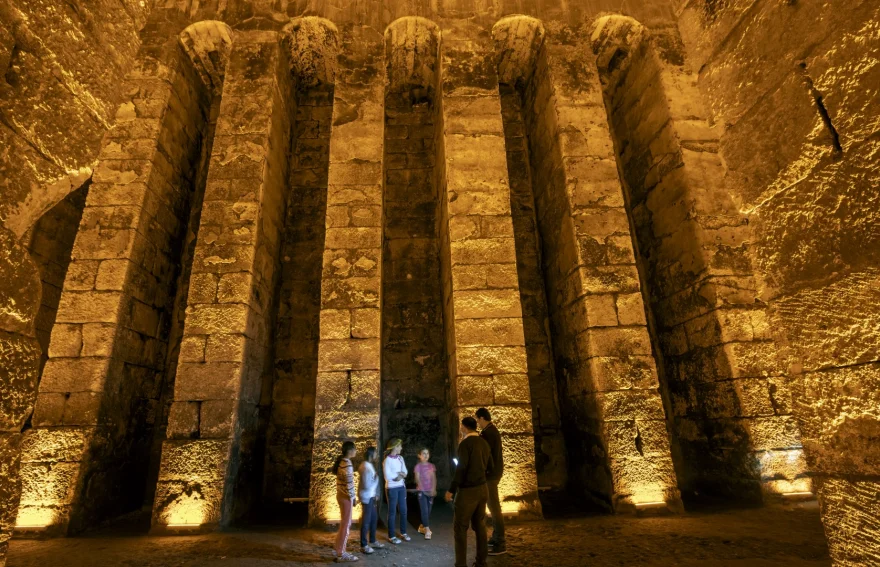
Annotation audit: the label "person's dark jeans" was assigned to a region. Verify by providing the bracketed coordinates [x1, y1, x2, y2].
[487, 479, 505, 546]
[360, 497, 378, 547]
[453, 484, 488, 567]
[417, 492, 434, 528]
[386, 486, 408, 538]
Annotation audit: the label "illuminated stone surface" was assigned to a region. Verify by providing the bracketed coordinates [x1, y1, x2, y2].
[0, 1, 877, 565]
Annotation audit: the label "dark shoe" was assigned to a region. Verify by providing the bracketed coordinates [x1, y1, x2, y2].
[488, 545, 508, 556]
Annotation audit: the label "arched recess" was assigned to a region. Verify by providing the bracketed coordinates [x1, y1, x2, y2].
[379, 16, 454, 493]
[491, 14, 682, 514]
[15, 19, 232, 535]
[590, 15, 809, 504]
[261, 16, 339, 519]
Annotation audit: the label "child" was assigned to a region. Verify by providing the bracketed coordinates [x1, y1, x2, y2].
[358, 446, 385, 554]
[382, 438, 410, 544]
[334, 441, 359, 563]
[414, 447, 437, 540]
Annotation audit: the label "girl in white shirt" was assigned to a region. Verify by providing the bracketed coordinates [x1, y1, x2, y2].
[357, 447, 384, 554]
[383, 438, 410, 544]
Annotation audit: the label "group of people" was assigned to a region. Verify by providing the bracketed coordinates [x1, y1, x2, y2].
[331, 407, 506, 566]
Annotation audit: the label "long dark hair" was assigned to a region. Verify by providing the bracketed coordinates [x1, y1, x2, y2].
[333, 441, 356, 471]
[365, 446, 376, 463]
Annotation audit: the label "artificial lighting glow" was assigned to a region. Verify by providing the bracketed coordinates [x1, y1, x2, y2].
[15, 507, 56, 529]
[164, 493, 207, 527]
[635, 501, 666, 509]
[782, 492, 814, 498]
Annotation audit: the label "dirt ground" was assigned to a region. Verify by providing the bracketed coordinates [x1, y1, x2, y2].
[8, 502, 830, 567]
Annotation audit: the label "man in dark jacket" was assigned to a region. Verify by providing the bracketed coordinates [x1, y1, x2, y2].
[476, 407, 506, 555]
[445, 416, 494, 567]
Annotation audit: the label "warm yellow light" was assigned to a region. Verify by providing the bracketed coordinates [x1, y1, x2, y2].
[164, 493, 207, 527]
[15, 507, 56, 529]
[634, 501, 666, 509]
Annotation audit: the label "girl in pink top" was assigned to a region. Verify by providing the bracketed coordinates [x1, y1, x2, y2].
[414, 448, 437, 540]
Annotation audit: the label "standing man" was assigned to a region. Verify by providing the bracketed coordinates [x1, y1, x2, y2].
[476, 407, 506, 555]
[445, 416, 494, 567]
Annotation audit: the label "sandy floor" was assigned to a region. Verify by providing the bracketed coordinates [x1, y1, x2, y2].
[8, 502, 830, 566]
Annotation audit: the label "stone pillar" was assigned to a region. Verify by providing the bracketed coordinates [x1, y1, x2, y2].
[308, 25, 384, 525]
[16, 23, 224, 534]
[152, 30, 291, 530]
[591, 15, 807, 503]
[438, 22, 542, 518]
[493, 15, 682, 513]
[0, 226, 42, 565]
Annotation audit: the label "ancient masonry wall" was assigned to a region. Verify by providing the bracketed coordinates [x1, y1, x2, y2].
[492, 16, 681, 513]
[153, 30, 292, 529]
[592, 15, 807, 504]
[26, 186, 89, 376]
[439, 19, 541, 517]
[263, 85, 333, 507]
[676, 0, 880, 564]
[309, 24, 384, 524]
[17, 31, 214, 533]
[381, 35, 452, 488]
[498, 85, 568, 495]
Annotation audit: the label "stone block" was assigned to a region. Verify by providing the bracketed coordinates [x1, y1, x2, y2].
[597, 390, 666, 421]
[456, 375, 495, 406]
[350, 370, 380, 407]
[40, 358, 110, 393]
[315, 371, 349, 409]
[179, 335, 206, 363]
[61, 392, 102, 425]
[200, 400, 238, 438]
[454, 318, 525, 347]
[167, 401, 199, 438]
[80, 323, 117, 357]
[578, 327, 653, 358]
[585, 294, 617, 327]
[175, 362, 242, 400]
[450, 238, 517, 266]
[456, 346, 527, 375]
[617, 293, 648, 326]
[217, 272, 253, 304]
[185, 304, 250, 335]
[319, 310, 350, 340]
[317, 338, 380, 371]
[453, 290, 522, 319]
[493, 373, 531, 404]
[350, 309, 380, 339]
[32, 393, 66, 427]
[56, 291, 124, 324]
[48, 324, 82, 358]
[205, 334, 247, 362]
[94, 259, 130, 291]
[589, 356, 659, 391]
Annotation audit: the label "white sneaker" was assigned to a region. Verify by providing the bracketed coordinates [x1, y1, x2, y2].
[361, 546, 375, 554]
[401, 533, 411, 542]
[389, 536, 402, 545]
[418, 525, 426, 534]
[425, 528, 432, 540]
[336, 552, 359, 562]
[370, 541, 385, 548]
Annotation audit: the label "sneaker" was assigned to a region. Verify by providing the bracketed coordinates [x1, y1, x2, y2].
[361, 546, 374, 555]
[336, 552, 359, 562]
[389, 537, 402, 545]
[370, 541, 385, 548]
[488, 545, 508, 556]
[424, 528, 432, 540]
[418, 524, 426, 534]
[401, 533, 411, 542]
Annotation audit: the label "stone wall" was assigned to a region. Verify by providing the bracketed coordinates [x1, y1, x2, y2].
[676, 0, 880, 563]
[498, 85, 568, 496]
[25, 186, 89, 377]
[591, 15, 807, 504]
[381, 65, 452, 486]
[263, 85, 333, 508]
